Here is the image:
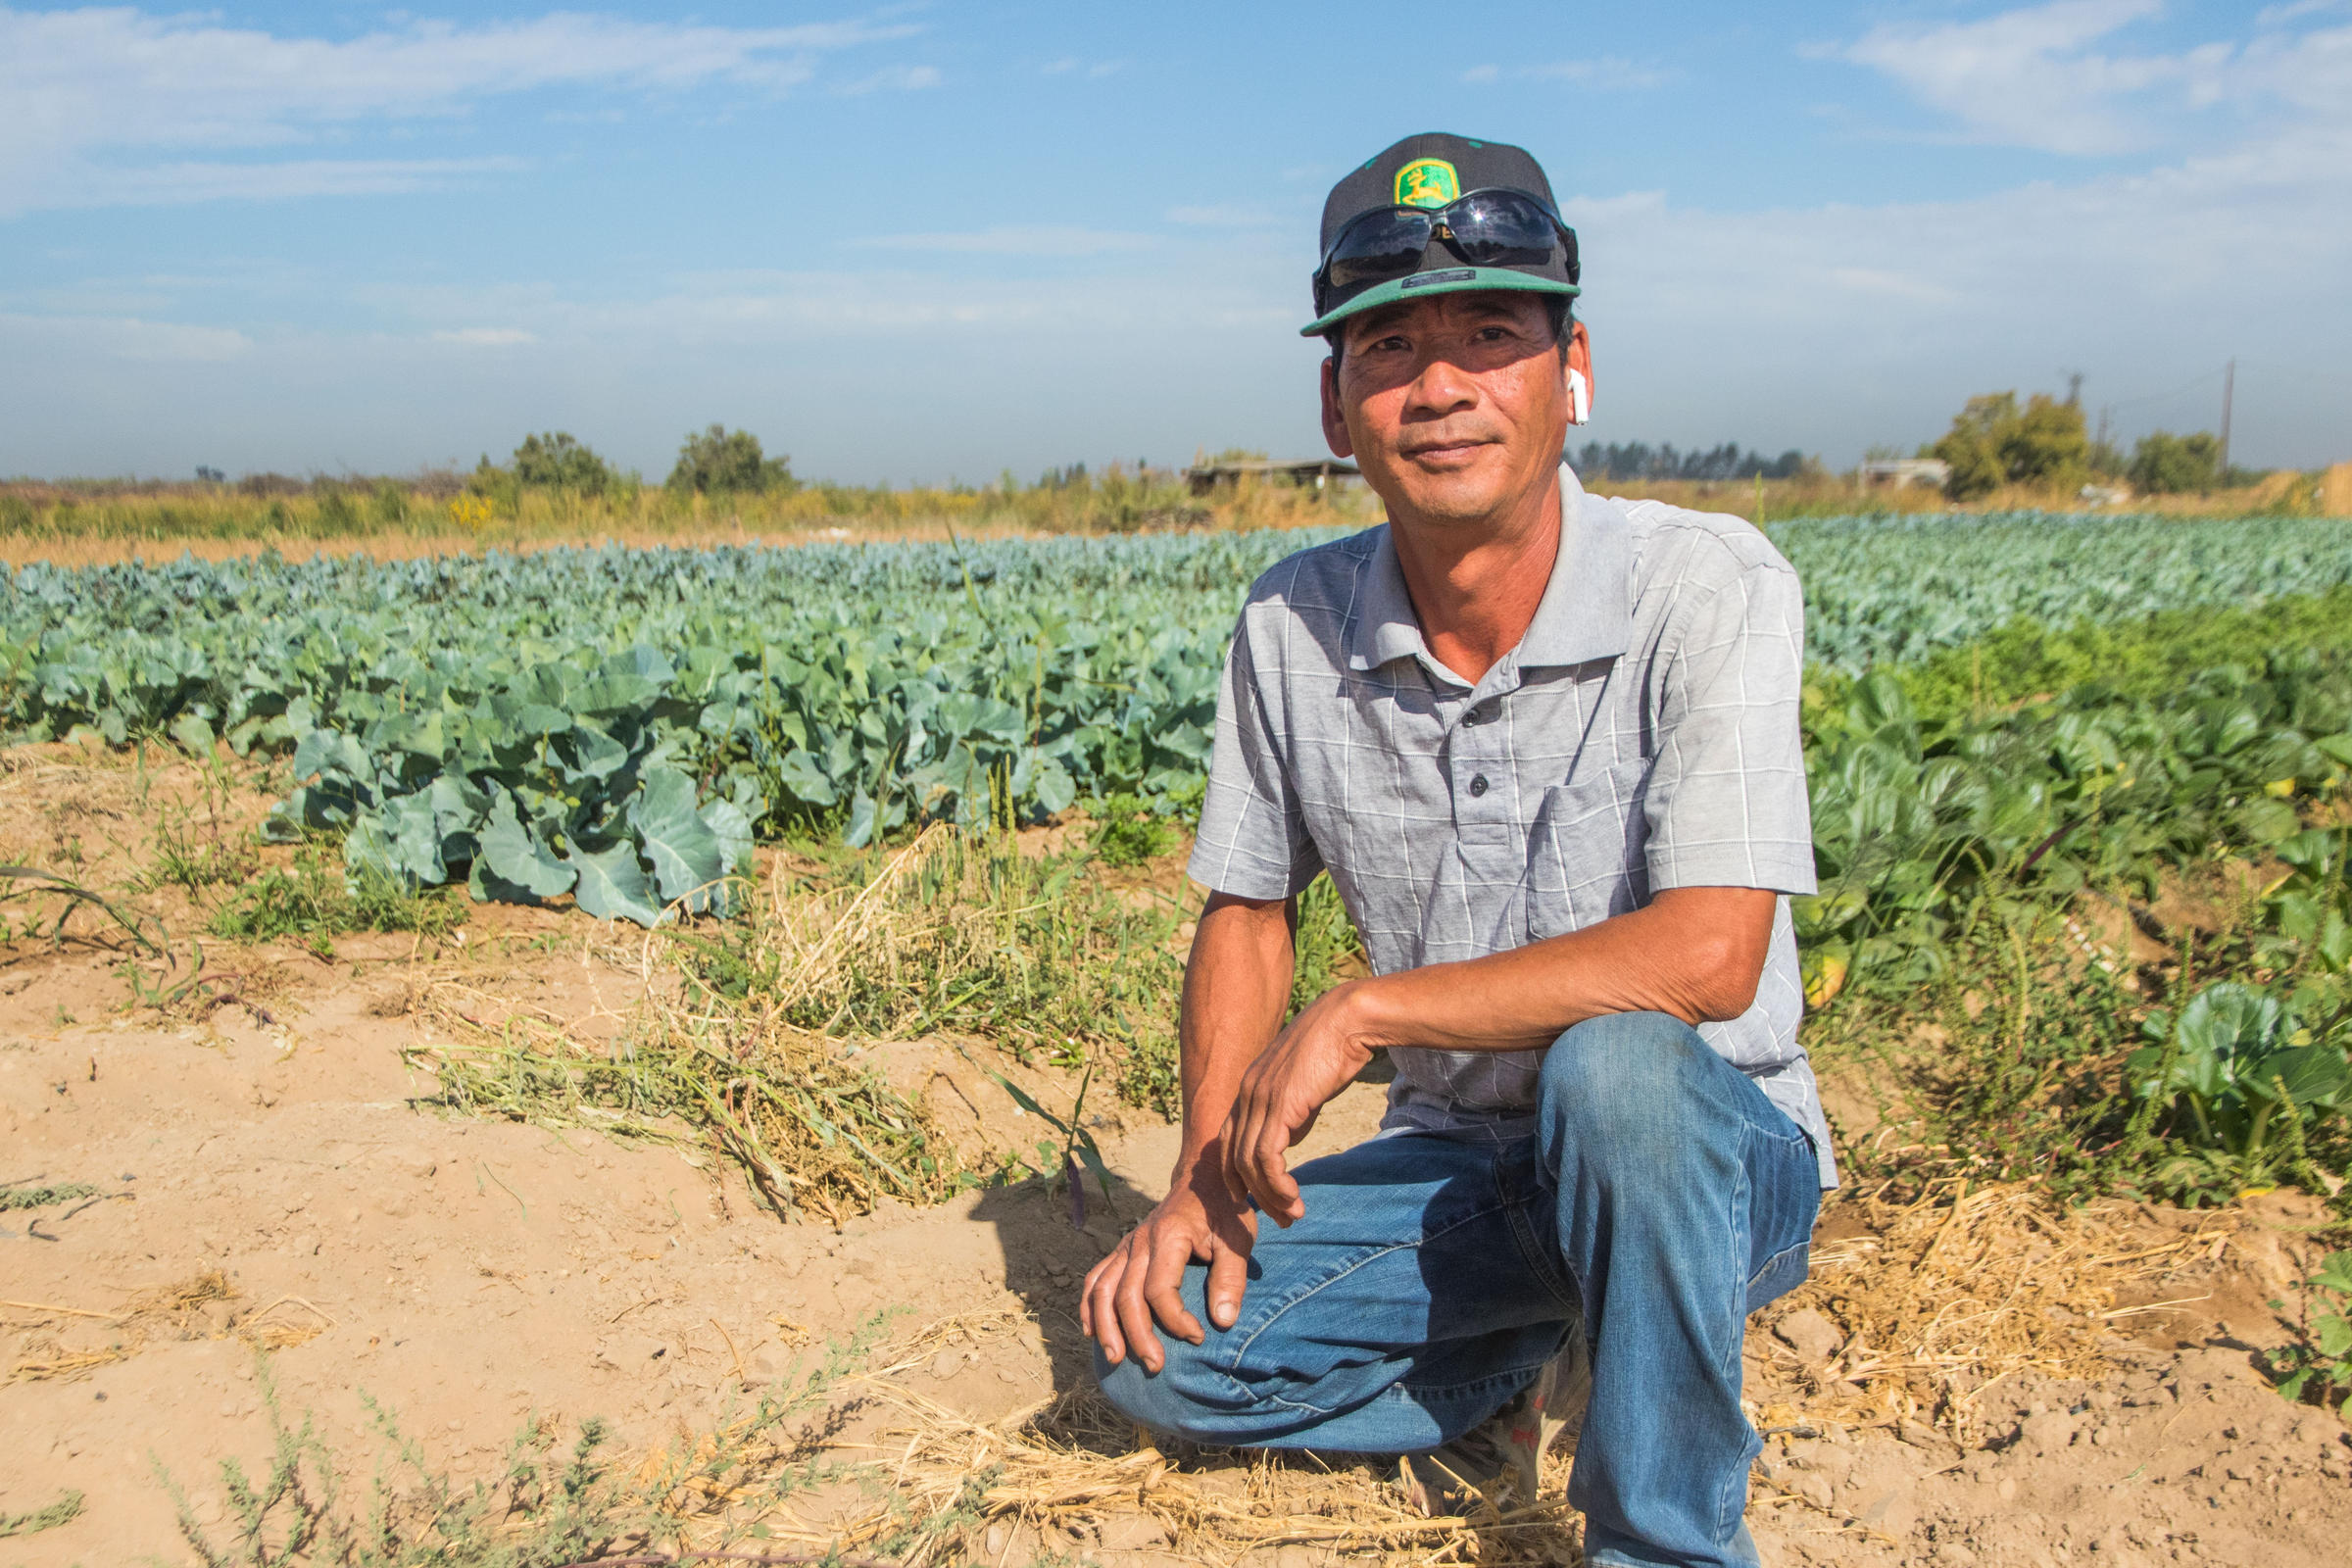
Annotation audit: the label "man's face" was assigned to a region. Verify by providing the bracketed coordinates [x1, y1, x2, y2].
[1319, 291, 1590, 531]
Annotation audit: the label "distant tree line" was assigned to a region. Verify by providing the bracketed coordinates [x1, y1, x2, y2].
[1926, 391, 2247, 500]
[1569, 442, 1813, 481]
[456, 424, 799, 510]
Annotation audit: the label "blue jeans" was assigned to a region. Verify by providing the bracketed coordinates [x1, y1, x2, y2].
[1094, 1011, 1821, 1568]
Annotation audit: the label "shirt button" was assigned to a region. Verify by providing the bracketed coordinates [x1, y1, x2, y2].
[1469, 774, 1490, 798]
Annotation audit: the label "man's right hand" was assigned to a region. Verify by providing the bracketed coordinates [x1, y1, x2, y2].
[1080, 1155, 1257, 1374]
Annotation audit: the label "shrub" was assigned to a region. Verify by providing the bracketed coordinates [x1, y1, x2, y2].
[666, 425, 795, 496]
[512, 431, 617, 495]
[2128, 429, 2223, 494]
[1932, 391, 2090, 500]
[464, 455, 519, 514]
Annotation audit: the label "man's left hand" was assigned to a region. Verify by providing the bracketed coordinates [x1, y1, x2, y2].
[1220, 980, 1378, 1227]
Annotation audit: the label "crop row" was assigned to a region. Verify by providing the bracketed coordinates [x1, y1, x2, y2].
[2, 511, 2348, 922]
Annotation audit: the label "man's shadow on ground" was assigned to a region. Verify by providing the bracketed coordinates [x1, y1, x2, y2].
[969, 1164, 1150, 1405]
[966, 1142, 1587, 1562]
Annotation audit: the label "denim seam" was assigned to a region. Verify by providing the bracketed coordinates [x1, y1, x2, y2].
[1500, 1155, 1582, 1313]
[1257, 1357, 1548, 1423]
[1712, 1119, 1760, 1547]
[1220, 1198, 1523, 1376]
[1747, 1241, 1809, 1297]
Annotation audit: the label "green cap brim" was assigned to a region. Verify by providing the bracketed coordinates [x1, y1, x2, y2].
[1300, 268, 1580, 337]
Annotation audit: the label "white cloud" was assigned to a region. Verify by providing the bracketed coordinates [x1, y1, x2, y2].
[1555, 92, 2352, 465]
[30, 157, 531, 211]
[854, 226, 1158, 256]
[1167, 205, 1281, 228]
[1835, 0, 2350, 156]
[431, 327, 536, 347]
[1826, 267, 1961, 306]
[0, 311, 248, 362]
[835, 64, 942, 95]
[0, 6, 922, 214]
[1525, 57, 1673, 89]
[1460, 57, 1669, 90]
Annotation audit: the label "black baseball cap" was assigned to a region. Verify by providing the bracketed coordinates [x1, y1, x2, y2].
[1303, 131, 1580, 336]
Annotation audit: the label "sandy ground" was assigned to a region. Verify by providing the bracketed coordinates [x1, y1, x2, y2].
[1, 749, 2349, 1566]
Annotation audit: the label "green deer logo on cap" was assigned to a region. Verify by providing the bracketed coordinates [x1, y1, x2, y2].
[1394, 158, 1460, 209]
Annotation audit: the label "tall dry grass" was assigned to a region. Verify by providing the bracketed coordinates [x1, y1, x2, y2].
[2, 465, 2329, 572]
[0, 469, 1376, 569]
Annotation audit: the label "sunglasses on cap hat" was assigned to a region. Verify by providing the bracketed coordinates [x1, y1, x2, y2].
[1313, 188, 1580, 315]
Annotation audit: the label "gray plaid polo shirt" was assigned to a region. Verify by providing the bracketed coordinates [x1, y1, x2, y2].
[1189, 465, 1836, 1187]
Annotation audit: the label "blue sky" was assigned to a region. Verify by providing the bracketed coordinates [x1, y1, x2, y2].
[3, 1, 2348, 483]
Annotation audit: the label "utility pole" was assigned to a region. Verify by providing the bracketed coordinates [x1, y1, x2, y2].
[2063, 370, 2083, 407]
[2218, 358, 2234, 477]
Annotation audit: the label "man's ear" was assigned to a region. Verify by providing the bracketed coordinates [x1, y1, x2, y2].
[1320, 357, 1355, 459]
[1565, 319, 1593, 416]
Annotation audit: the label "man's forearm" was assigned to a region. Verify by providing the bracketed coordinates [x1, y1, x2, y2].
[1347, 885, 1778, 1055]
[1175, 892, 1297, 1171]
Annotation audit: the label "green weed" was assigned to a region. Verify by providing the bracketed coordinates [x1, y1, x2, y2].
[207, 848, 464, 956]
[153, 1324, 906, 1568]
[774, 827, 1189, 1111]
[1088, 793, 1179, 868]
[0, 862, 165, 954]
[206, 851, 347, 955]
[0, 1490, 83, 1540]
[991, 1062, 1117, 1227]
[0, 1178, 102, 1210]
[2270, 1250, 2352, 1411]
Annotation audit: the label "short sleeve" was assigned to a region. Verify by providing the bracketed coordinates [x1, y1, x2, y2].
[1186, 613, 1326, 900]
[1642, 554, 1817, 896]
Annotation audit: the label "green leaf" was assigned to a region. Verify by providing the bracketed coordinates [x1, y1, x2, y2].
[2234, 796, 2303, 846]
[988, 1071, 1070, 1136]
[700, 796, 756, 874]
[630, 765, 725, 910]
[169, 712, 214, 756]
[2175, 982, 2288, 1095]
[479, 791, 576, 901]
[1071, 1130, 1117, 1205]
[349, 792, 446, 888]
[844, 788, 878, 850]
[776, 747, 838, 808]
[1031, 754, 1076, 815]
[565, 841, 664, 927]
[2248, 1045, 2352, 1110]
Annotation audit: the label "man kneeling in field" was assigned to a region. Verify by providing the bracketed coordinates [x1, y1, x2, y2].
[1080, 133, 1834, 1568]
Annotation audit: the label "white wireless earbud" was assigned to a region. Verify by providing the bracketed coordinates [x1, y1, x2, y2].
[1568, 368, 1591, 425]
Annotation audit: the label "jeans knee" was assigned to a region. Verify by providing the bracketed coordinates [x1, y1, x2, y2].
[1542, 1011, 1708, 1116]
[1094, 1337, 1240, 1445]
[1540, 1011, 1714, 1161]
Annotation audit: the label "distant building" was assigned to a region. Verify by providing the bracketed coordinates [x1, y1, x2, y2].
[1858, 459, 1951, 490]
[1184, 459, 1360, 496]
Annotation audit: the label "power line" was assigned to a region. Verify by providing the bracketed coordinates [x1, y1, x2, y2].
[2103, 366, 2228, 413]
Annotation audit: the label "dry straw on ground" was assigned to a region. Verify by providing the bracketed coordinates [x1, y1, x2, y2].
[410, 836, 979, 1227]
[1752, 1179, 2230, 1445]
[4, 1268, 331, 1382]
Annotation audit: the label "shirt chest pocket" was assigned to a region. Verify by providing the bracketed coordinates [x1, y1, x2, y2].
[1525, 757, 1650, 942]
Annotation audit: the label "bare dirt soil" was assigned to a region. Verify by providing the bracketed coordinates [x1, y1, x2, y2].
[2, 750, 2348, 1567]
